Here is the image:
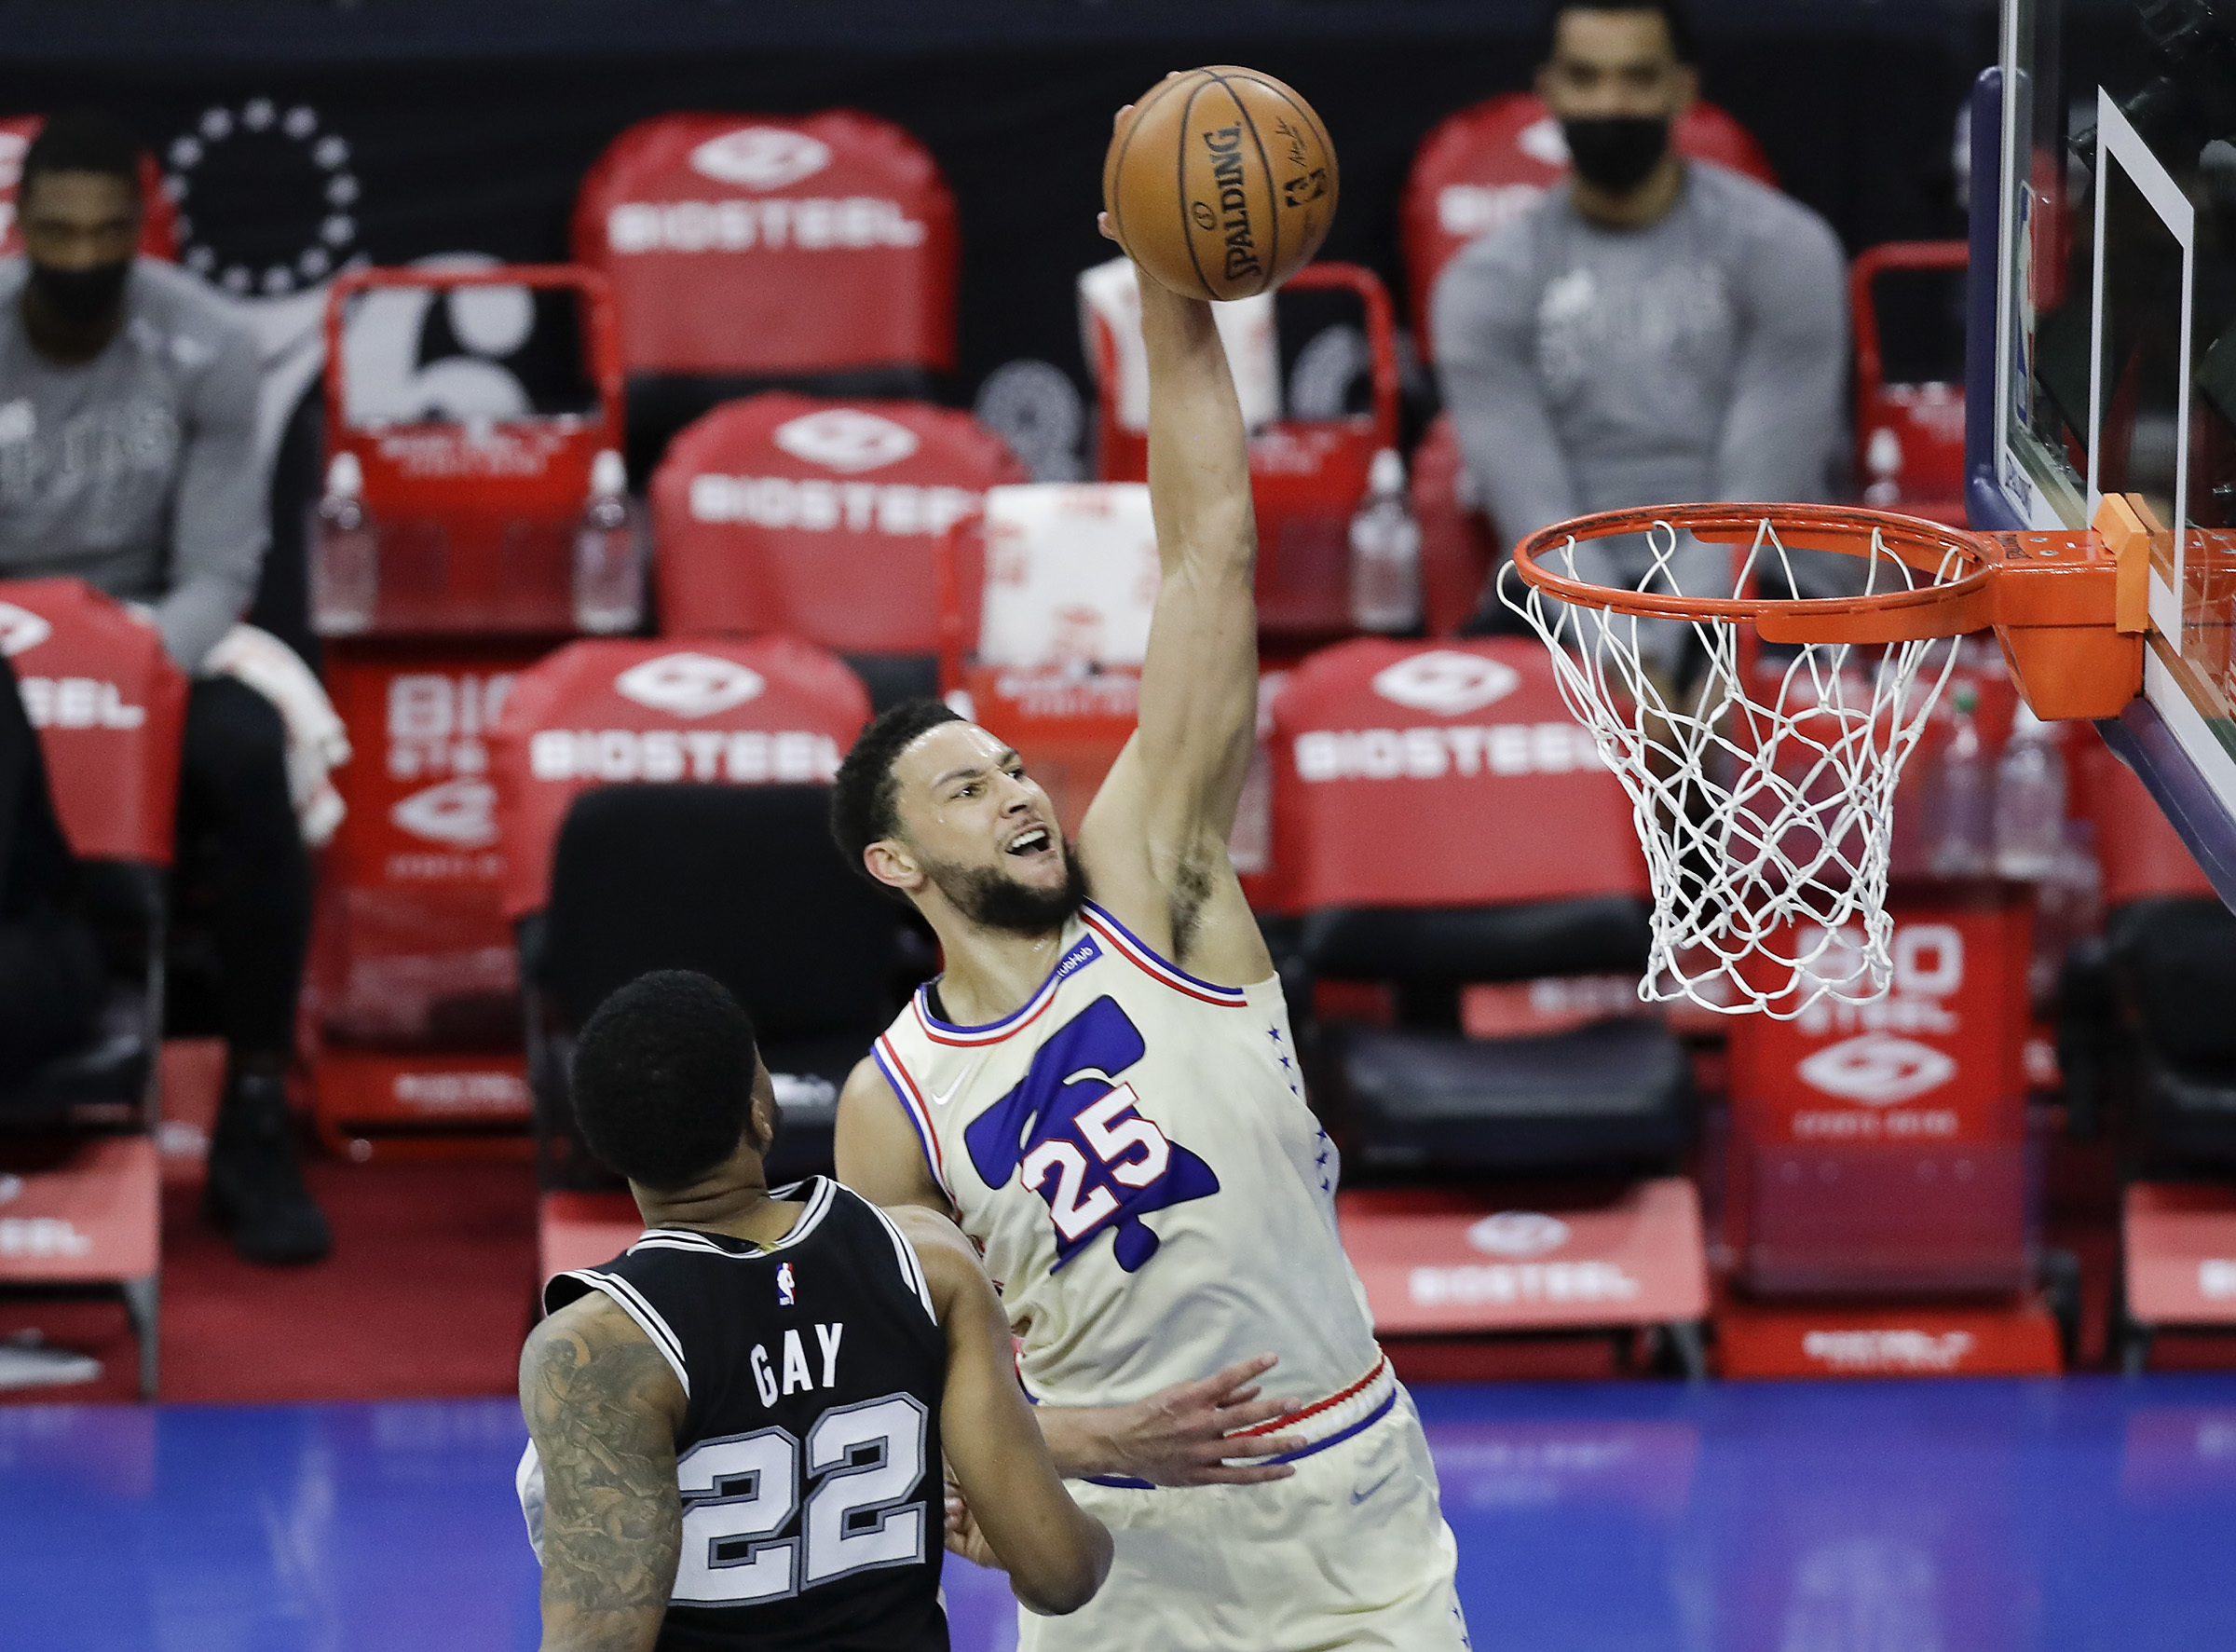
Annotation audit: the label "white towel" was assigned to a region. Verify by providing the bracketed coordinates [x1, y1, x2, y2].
[200, 624, 352, 848]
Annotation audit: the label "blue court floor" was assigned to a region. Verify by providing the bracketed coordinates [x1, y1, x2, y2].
[7, 1375, 2236, 1650]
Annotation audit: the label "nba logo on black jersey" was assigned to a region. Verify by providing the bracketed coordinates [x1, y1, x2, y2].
[776, 1262, 797, 1306]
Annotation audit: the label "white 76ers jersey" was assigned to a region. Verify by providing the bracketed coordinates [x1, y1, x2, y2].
[873, 902, 1381, 1412]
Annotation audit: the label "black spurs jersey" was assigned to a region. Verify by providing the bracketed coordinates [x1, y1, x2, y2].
[537, 1177, 949, 1652]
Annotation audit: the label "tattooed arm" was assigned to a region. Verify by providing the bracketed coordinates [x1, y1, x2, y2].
[520, 1291, 688, 1652]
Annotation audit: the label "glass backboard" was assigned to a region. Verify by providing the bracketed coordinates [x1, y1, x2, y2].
[1978, 0, 2236, 900]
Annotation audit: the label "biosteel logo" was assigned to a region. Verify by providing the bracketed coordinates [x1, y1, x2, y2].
[771, 408, 920, 474]
[1371, 651, 1520, 717]
[689, 127, 833, 190]
[20, 677, 144, 730]
[1467, 1211, 1571, 1258]
[390, 777, 498, 848]
[687, 474, 978, 538]
[1409, 1261, 1641, 1307]
[605, 198, 926, 254]
[613, 653, 766, 719]
[527, 729, 840, 785]
[1796, 1033, 1957, 1107]
[1292, 722, 1601, 783]
[0, 602, 53, 656]
[1802, 1329, 1974, 1373]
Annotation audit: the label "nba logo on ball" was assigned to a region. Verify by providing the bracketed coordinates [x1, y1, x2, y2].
[776, 1262, 797, 1306]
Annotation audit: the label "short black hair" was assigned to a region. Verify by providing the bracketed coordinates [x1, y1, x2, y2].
[830, 697, 963, 883]
[1539, 0, 1696, 65]
[20, 110, 143, 201]
[571, 970, 761, 1190]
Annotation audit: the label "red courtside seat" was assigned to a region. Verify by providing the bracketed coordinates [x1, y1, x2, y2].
[487, 635, 879, 1279]
[1401, 93, 1775, 359]
[310, 265, 628, 1155]
[0, 116, 178, 261]
[1081, 260, 1402, 648]
[1266, 638, 1706, 1371]
[575, 113, 959, 474]
[650, 392, 1027, 705]
[1272, 638, 1647, 916]
[0, 579, 187, 1399]
[489, 635, 870, 929]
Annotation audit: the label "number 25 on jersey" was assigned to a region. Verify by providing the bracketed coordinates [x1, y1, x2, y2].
[962, 996, 1219, 1272]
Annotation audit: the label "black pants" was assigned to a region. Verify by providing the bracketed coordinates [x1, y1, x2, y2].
[177, 678, 310, 1061]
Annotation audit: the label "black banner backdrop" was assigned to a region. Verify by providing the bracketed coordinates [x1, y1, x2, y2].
[0, 0, 1996, 616]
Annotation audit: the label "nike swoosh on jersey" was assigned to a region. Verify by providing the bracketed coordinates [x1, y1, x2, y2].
[1351, 1468, 1400, 1506]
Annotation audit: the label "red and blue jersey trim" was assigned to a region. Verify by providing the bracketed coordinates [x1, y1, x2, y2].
[910, 933, 1103, 1047]
[1083, 1357, 1398, 1488]
[871, 1036, 955, 1203]
[1080, 901, 1250, 1008]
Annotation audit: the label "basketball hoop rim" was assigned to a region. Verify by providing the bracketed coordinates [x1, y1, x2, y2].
[1508, 503, 1996, 644]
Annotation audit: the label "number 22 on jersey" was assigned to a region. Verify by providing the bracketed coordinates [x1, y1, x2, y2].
[673, 1393, 928, 1605]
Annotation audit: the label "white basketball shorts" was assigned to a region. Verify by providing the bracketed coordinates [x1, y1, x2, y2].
[1016, 1383, 1470, 1652]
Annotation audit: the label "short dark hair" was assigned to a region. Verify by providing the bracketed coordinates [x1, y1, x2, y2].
[830, 698, 963, 883]
[1539, 0, 1696, 65]
[571, 970, 761, 1190]
[20, 110, 143, 201]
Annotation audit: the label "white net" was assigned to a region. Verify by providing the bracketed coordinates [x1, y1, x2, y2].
[1502, 516, 1969, 1018]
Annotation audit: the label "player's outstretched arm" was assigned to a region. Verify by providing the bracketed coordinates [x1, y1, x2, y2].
[836, 1057, 955, 1217]
[892, 1208, 1112, 1616]
[1075, 247, 1272, 987]
[520, 1293, 687, 1652]
[1033, 1353, 1307, 1486]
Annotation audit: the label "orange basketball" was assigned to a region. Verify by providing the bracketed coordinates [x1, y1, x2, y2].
[1102, 66, 1338, 302]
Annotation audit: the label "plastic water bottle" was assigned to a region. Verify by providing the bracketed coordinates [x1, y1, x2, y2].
[1925, 684, 1993, 879]
[573, 450, 646, 635]
[1348, 448, 1421, 634]
[1993, 699, 2067, 880]
[310, 451, 377, 636]
[1862, 426, 1903, 507]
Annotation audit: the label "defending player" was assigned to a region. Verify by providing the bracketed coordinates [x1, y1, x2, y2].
[829, 224, 1470, 1644]
[517, 970, 1111, 1650]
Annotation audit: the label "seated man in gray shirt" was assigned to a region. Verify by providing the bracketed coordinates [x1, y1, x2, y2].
[1433, 0, 1848, 677]
[0, 110, 327, 1263]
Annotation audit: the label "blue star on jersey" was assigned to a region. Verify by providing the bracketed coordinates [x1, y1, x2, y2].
[962, 995, 1220, 1272]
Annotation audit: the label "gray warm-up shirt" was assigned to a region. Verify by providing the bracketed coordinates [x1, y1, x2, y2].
[1433, 161, 1848, 643]
[0, 257, 266, 673]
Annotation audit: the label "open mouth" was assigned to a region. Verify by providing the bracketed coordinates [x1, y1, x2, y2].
[1005, 826, 1054, 858]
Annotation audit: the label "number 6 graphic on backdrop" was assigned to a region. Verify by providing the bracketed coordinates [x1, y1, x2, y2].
[671, 1393, 928, 1606]
[964, 995, 1220, 1272]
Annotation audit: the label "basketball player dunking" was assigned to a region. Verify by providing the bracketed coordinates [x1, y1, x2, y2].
[830, 225, 1471, 1645]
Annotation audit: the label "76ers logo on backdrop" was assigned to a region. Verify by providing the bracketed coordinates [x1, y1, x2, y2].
[964, 997, 1218, 1272]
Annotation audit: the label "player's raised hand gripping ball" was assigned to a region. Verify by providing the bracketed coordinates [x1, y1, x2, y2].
[1102, 66, 1338, 301]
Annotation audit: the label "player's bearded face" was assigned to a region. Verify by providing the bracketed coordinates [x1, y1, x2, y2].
[890, 722, 1085, 935]
[921, 840, 1088, 935]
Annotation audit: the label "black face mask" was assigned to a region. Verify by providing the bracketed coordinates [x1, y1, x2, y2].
[1561, 116, 1673, 195]
[27, 259, 131, 327]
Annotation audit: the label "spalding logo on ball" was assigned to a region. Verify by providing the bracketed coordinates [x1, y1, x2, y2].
[1103, 66, 1339, 301]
